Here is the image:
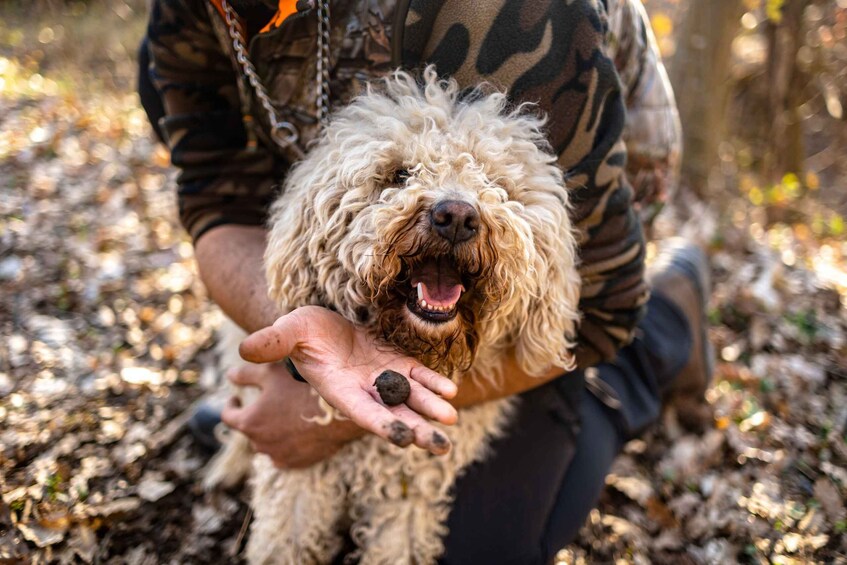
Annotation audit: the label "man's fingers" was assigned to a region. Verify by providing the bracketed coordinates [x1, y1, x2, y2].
[239, 313, 302, 363]
[226, 365, 265, 388]
[329, 387, 417, 448]
[221, 396, 248, 432]
[328, 387, 452, 455]
[404, 380, 459, 426]
[239, 325, 295, 363]
[390, 405, 452, 456]
[408, 365, 457, 399]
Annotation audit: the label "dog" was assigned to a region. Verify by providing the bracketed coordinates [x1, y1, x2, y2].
[205, 67, 582, 564]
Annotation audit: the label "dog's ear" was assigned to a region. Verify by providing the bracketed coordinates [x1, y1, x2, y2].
[264, 195, 323, 312]
[264, 148, 371, 320]
[513, 185, 581, 377]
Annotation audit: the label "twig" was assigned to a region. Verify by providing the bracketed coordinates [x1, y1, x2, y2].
[232, 507, 253, 557]
[145, 406, 193, 456]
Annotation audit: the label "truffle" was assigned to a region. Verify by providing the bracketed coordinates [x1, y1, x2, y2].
[374, 370, 411, 406]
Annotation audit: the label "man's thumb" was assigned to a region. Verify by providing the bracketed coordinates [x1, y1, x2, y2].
[239, 315, 299, 363]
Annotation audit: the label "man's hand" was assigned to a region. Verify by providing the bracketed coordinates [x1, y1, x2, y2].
[238, 306, 459, 455]
[222, 363, 363, 468]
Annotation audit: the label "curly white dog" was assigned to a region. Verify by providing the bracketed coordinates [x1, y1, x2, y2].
[207, 67, 581, 565]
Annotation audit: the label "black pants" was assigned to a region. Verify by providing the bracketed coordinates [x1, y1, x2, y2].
[440, 292, 691, 564]
[138, 45, 692, 565]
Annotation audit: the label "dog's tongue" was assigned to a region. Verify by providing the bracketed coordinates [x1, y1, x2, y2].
[411, 258, 464, 306]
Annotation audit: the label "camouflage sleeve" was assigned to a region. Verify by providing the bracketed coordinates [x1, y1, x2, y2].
[605, 0, 682, 226]
[146, 0, 282, 241]
[402, 0, 651, 367]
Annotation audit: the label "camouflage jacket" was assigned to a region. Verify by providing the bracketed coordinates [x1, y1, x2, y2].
[146, 0, 681, 366]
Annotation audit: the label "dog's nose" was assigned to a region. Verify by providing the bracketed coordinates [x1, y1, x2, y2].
[431, 200, 480, 243]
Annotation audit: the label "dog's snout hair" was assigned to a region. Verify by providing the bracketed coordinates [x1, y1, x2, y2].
[430, 200, 480, 244]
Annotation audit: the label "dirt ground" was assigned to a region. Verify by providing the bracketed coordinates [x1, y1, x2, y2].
[1, 2, 846, 564]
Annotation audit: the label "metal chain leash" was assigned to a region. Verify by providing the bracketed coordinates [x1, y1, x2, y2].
[315, 0, 331, 127]
[220, 0, 331, 154]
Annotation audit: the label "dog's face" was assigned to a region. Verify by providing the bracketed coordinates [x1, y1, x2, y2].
[267, 68, 580, 377]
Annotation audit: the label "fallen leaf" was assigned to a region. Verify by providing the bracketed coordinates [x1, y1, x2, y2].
[137, 476, 175, 503]
[66, 525, 97, 563]
[16, 520, 66, 548]
[813, 478, 845, 522]
[606, 474, 654, 505]
[84, 497, 141, 520]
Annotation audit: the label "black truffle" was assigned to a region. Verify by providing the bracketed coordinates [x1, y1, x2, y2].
[374, 370, 411, 406]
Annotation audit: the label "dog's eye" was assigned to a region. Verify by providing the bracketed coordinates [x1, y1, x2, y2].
[391, 168, 411, 186]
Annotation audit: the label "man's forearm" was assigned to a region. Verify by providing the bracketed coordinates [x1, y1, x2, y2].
[453, 357, 567, 409]
[194, 225, 281, 333]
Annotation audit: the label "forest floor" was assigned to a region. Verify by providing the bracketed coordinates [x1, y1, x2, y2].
[1, 2, 846, 564]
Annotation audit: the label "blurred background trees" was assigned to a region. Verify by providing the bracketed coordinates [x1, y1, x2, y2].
[2, 1, 846, 563]
[650, 0, 846, 234]
[667, 0, 743, 199]
[14, 0, 847, 226]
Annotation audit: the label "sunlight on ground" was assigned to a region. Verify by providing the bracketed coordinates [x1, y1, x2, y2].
[2, 1, 846, 563]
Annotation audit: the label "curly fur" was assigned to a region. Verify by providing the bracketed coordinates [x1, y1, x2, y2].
[207, 67, 581, 564]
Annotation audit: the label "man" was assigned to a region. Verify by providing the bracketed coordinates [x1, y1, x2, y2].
[141, 0, 711, 560]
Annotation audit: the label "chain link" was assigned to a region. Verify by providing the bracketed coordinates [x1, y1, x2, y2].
[316, 0, 331, 127]
[220, 0, 331, 154]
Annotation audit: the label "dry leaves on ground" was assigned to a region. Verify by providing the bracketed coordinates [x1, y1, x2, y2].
[2, 2, 847, 564]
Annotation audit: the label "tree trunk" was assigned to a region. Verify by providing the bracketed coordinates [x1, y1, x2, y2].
[763, 0, 807, 182]
[668, 1, 744, 199]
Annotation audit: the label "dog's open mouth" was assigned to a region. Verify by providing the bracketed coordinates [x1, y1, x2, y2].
[406, 257, 466, 323]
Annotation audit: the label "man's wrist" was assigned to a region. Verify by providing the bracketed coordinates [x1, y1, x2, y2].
[284, 357, 307, 382]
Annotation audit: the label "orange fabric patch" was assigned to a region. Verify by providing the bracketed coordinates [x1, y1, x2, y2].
[207, 0, 299, 38]
[260, 0, 300, 33]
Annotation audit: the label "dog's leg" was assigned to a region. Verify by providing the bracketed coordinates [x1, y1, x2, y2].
[354, 399, 518, 565]
[204, 318, 257, 490]
[203, 429, 254, 490]
[357, 497, 448, 565]
[247, 455, 348, 565]
[340, 436, 444, 565]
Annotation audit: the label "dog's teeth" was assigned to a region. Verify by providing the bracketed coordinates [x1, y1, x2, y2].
[417, 282, 424, 302]
[414, 294, 461, 315]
